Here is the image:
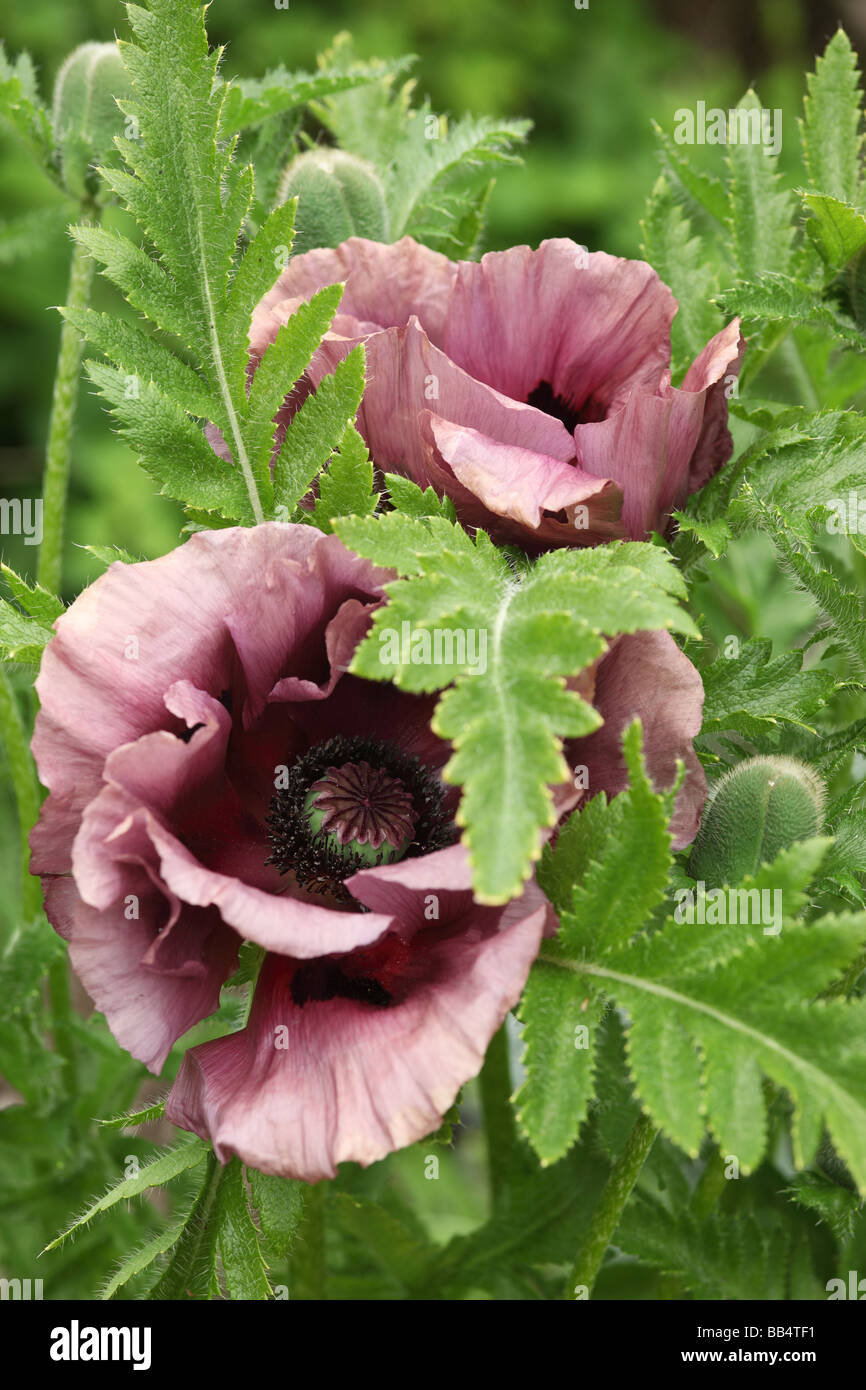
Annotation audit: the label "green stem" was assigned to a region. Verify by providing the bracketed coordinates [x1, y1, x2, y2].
[479, 1022, 518, 1209]
[295, 1182, 327, 1300]
[692, 1147, 729, 1221]
[568, 1111, 658, 1299]
[38, 227, 96, 595]
[0, 668, 42, 919]
[0, 669, 77, 1092]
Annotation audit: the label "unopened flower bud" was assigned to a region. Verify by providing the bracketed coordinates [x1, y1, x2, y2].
[688, 756, 825, 887]
[52, 43, 131, 200]
[277, 149, 388, 256]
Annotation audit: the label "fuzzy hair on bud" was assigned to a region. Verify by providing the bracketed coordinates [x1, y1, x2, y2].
[688, 755, 825, 887]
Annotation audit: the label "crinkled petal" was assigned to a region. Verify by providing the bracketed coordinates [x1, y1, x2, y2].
[443, 240, 675, 411]
[30, 526, 386, 875]
[249, 236, 458, 357]
[44, 875, 238, 1072]
[574, 319, 744, 538]
[573, 630, 706, 848]
[165, 886, 547, 1180]
[423, 413, 623, 548]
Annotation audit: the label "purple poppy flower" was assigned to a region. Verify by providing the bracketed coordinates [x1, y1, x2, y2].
[250, 236, 743, 550]
[30, 525, 705, 1180]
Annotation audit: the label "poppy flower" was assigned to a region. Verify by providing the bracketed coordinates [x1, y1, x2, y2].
[249, 235, 743, 551]
[30, 524, 704, 1179]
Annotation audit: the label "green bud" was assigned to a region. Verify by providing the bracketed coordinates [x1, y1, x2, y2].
[51, 43, 132, 200]
[277, 149, 388, 256]
[688, 756, 825, 888]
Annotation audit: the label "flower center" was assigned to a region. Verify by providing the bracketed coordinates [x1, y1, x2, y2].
[303, 761, 416, 866]
[265, 734, 453, 901]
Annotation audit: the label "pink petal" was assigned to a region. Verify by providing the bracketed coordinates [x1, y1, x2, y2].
[249, 236, 458, 358]
[574, 320, 745, 539]
[442, 240, 675, 411]
[44, 875, 238, 1072]
[573, 630, 707, 848]
[423, 414, 623, 548]
[166, 886, 547, 1180]
[30, 526, 386, 875]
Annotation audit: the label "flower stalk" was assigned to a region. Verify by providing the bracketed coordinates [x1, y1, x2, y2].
[38, 224, 96, 595]
[568, 1111, 658, 1299]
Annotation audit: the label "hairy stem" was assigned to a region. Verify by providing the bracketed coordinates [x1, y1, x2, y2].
[692, 1147, 729, 1221]
[479, 1022, 518, 1209]
[0, 668, 41, 919]
[38, 228, 96, 594]
[568, 1111, 658, 1299]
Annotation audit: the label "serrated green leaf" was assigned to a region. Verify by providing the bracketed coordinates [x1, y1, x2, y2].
[147, 1151, 222, 1300]
[516, 966, 605, 1165]
[0, 919, 65, 1113]
[308, 423, 377, 532]
[247, 1168, 304, 1259]
[618, 1188, 814, 1300]
[803, 192, 866, 270]
[97, 1100, 167, 1129]
[383, 473, 457, 522]
[274, 344, 366, 514]
[337, 515, 695, 902]
[545, 861, 866, 1184]
[800, 29, 865, 207]
[697, 637, 836, 738]
[215, 1160, 272, 1300]
[244, 282, 344, 479]
[716, 273, 866, 348]
[641, 176, 720, 380]
[0, 600, 53, 664]
[652, 122, 729, 224]
[44, 1137, 209, 1252]
[69, 1, 363, 528]
[1, 563, 63, 627]
[220, 56, 415, 136]
[0, 43, 54, 172]
[100, 1217, 189, 1299]
[61, 306, 215, 421]
[80, 542, 139, 567]
[726, 90, 795, 279]
[672, 511, 732, 559]
[85, 359, 253, 522]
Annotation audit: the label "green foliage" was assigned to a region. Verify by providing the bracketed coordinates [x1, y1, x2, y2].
[67, 0, 363, 529]
[726, 90, 795, 280]
[43, 1136, 209, 1252]
[0, 563, 63, 663]
[337, 499, 696, 901]
[799, 28, 865, 207]
[518, 718, 866, 1194]
[0, 43, 53, 174]
[311, 34, 530, 256]
[306, 423, 377, 532]
[641, 175, 720, 380]
[695, 638, 836, 740]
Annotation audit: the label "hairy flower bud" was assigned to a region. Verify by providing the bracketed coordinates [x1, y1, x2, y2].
[688, 755, 825, 887]
[277, 149, 388, 256]
[51, 42, 131, 200]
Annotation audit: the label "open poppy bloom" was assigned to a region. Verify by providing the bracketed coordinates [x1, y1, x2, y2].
[249, 236, 743, 551]
[30, 525, 705, 1180]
